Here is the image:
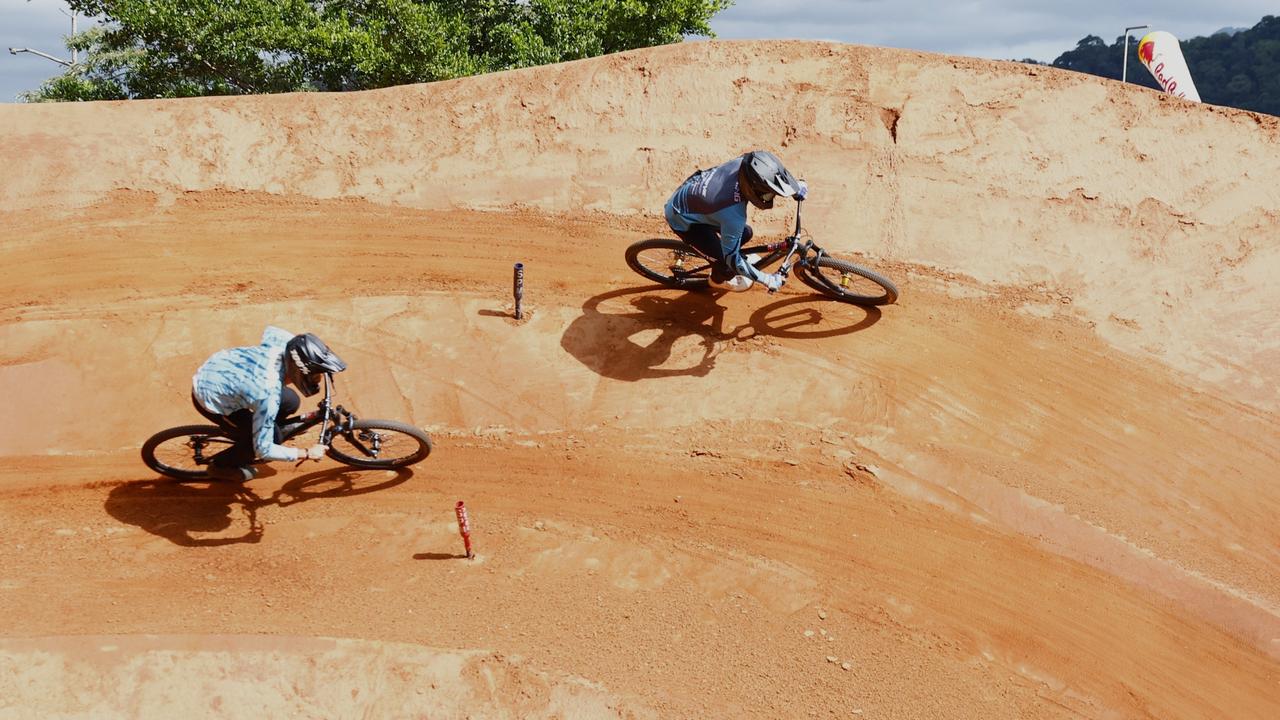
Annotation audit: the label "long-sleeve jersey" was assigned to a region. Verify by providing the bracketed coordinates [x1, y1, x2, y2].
[191, 325, 297, 462]
[663, 157, 771, 283]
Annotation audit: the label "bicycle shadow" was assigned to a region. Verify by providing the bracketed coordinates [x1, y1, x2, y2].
[746, 293, 882, 339]
[560, 287, 728, 380]
[104, 466, 413, 547]
[560, 286, 881, 380]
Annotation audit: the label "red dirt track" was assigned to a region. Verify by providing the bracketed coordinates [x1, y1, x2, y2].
[1, 41, 1278, 718]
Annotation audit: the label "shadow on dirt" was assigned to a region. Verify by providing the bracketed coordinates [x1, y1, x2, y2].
[104, 466, 413, 546]
[561, 286, 881, 380]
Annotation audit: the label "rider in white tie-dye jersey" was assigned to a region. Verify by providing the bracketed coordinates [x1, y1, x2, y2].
[191, 326, 346, 481]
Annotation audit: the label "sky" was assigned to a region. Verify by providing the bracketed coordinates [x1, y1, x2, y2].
[1, 0, 1275, 102]
[709, 1, 1273, 63]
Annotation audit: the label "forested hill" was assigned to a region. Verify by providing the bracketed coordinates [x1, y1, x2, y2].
[1045, 15, 1279, 116]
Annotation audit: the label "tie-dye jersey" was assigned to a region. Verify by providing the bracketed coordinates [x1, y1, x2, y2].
[191, 325, 295, 462]
[663, 156, 770, 283]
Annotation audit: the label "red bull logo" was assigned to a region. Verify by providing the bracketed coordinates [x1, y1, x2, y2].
[1138, 37, 1155, 64]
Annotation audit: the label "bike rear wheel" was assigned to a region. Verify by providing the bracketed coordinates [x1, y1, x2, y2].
[140, 424, 232, 480]
[795, 256, 899, 306]
[327, 419, 432, 469]
[624, 238, 713, 288]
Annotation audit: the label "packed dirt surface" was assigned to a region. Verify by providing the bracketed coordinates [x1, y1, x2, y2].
[1, 40, 1277, 719]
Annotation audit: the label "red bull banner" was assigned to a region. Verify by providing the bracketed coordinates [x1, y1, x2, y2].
[1137, 31, 1201, 102]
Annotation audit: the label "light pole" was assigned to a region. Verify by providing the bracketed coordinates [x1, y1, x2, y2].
[65, 8, 78, 65]
[8, 47, 72, 67]
[1123, 24, 1149, 83]
[6, 8, 78, 68]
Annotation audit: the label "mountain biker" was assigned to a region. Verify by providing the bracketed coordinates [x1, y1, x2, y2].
[190, 326, 347, 481]
[664, 150, 808, 292]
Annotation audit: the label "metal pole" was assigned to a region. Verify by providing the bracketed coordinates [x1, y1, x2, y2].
[1123, 25, 1149, 83]
[512, 262, 524, 320]
[7, 47, 72, 67]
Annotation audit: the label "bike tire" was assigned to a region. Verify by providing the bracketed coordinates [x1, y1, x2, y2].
[795, 256, 899, 306]
[624, 238, 713, 289]
[140, 424, 233, 480]
[327, 419, 432, 469]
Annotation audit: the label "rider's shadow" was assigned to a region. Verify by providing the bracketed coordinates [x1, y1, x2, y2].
[561, 286, 882, 381]
[560, 287, 729, 380]
[104, 466, 413, 546]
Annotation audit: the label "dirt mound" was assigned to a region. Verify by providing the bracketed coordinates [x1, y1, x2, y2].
[0, 40, 1277, 719]
[0, 635, 639, 719]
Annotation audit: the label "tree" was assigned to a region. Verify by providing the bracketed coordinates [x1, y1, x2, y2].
[22, 0, 732, 101]
[1051, 35, 1119, 79]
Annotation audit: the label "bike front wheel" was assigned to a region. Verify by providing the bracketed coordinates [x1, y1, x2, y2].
[624, 238, 712, 289]
[140, 424, 232, 480]
[795, 256, 899, 306]
[327, 420, 432, 469]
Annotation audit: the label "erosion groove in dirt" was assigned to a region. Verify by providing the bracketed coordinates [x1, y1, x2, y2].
[1, 40, 1277, 719]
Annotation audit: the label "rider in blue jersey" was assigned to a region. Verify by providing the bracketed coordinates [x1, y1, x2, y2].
[190, 326, 347, 481]
[664, 150, 807, 292]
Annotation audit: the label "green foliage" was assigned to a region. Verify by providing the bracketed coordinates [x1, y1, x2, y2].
[23, 0, 732, 101]
[1048, 16, 1280, 117]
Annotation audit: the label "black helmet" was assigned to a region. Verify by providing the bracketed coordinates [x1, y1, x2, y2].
[285, 333, 347, 397]
[738, 150, 801, 210]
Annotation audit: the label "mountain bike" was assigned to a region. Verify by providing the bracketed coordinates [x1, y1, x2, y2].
[625, 199, 898, 306]
[141, 376, 431, 481]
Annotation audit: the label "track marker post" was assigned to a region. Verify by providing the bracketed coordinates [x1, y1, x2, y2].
[454, 501, 474, 559]
[513, 262, 524, 320]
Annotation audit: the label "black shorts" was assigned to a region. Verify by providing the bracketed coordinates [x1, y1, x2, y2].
[190, 388, 301, 467]
[674, 224, 753, 281]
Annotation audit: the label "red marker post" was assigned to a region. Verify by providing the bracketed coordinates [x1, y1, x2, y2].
[454, 501, 474, 559]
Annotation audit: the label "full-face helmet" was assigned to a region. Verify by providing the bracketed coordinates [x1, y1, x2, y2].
[738, 150, 800, 210]
[285, 333, 347, 397]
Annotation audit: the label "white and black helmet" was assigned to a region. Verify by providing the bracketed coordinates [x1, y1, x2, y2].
[738, 150, 800, 210]
[285, 333, 347, 397]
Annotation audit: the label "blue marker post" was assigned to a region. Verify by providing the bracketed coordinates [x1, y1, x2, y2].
[513, 262, 524, 320]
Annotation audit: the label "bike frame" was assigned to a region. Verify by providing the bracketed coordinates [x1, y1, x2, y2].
[284, 373, 358, 446]
[737, 199, 827, 292]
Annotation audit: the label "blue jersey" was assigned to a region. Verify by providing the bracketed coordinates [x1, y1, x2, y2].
[192, 326, 296, 462]
[663, 157, 768, 282]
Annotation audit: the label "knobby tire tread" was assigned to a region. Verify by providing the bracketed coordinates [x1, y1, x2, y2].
[624, 238, 711, 288]
[796, 256, 899, 306]
[326, 419, 432, 469]
[140, 424, 228, 480]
